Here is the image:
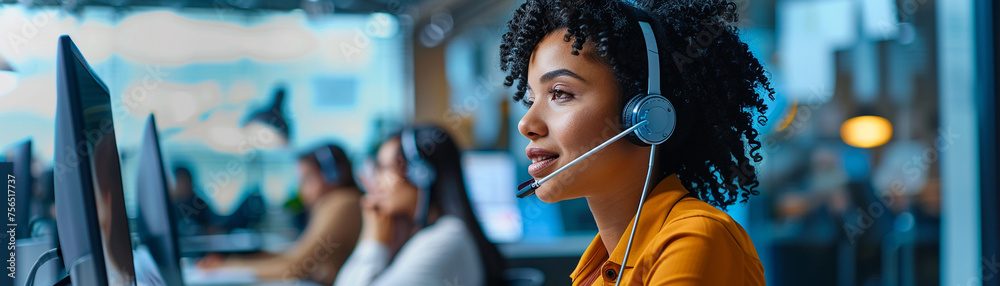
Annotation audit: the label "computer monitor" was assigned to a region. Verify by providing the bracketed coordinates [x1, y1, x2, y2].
[135, 114, 184, 286]
[461, 151, 523, 243]
[54, 35, 136, 285]
[4, 139, 32, 239]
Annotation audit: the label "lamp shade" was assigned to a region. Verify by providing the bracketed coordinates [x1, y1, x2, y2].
[243, 87, 291, 142]
[0, 52, 17, 96]
[0, 52, 13, 72]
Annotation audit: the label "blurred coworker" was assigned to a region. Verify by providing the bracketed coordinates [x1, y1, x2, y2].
[171, 166, 215, 236]
[199, 144, 363, 284]
[173, 165, 265, 234]
[335, 126, 506, 286]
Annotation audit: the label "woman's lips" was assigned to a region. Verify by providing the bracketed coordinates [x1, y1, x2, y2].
[528, 155, 559, 178]
[526, 147, 560, 178]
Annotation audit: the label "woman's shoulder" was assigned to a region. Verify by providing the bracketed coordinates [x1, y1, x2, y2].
[312, 188, 363, 218]
[409, 216, 478, 248]
[422, 215, 471, 237]
[635, 198, 765, 284]
[400, 216, 480, 259]
[316, 187, 363, 206]
[656, 196, 758, 256]
[665, 196, 739, 226]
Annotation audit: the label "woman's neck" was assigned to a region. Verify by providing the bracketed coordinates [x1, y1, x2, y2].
[424, 205, 443, 226]
[587, 148, 667, 256]
[586, 174, 648, 255]
[307, 186, 361, 210]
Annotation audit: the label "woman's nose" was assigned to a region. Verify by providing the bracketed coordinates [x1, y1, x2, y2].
[518, 104, 548, 140]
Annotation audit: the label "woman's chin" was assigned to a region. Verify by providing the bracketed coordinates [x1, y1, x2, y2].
[534, 185, 565, 203]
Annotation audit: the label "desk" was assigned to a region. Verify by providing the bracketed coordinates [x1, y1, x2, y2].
[498, 234, 592, 259]
[499, 235, 593, 286]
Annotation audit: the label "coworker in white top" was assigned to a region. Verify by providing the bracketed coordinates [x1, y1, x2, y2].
[335, 125, 506, 286]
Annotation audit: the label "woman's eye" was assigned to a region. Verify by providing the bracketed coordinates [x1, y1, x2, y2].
[523, 94, 535, 108]
[551, 89, 575, 102]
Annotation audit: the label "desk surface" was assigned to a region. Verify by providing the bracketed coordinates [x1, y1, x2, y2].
[498, 234, 593, 259]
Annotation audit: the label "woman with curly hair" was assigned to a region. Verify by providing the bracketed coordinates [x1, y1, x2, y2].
[500, 0, 773, 285]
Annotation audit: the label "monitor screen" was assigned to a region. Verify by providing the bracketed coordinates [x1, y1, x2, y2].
[461, 152, 523, 243]
[84, 94, 135, 285]
[54, 35, 136, 285]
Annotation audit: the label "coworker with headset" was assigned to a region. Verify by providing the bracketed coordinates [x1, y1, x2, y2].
[335, 125, 506, 286]
[199, 144, 363, 285]
[501, 0, 773, 285]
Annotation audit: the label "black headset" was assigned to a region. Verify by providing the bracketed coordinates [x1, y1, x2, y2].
[314, 146, 341, 185]
[620, 5, 677, 147]
[401, 128, 436, 227]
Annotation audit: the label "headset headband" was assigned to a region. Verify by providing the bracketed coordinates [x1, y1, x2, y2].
[629, 6, 661, 95]
[401, 128, 434, 227]
[314, 146, 339, 184]
[401, 129, 422, 171]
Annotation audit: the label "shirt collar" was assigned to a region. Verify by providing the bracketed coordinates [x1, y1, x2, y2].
[569, 174, 690, 280]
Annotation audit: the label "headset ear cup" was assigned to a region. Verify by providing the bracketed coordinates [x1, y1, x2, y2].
[410, 160, 434, 227]
[321, 167, 339, 185]
[622, 94, 650, 146]
[621, 94, 677, 146]
[402, 128, 437, 191]
[407, 161, 435, 191]
[402, 127, 438, 227]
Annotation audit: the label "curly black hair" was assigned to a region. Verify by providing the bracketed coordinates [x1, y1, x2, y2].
[499, 0, 774, 209]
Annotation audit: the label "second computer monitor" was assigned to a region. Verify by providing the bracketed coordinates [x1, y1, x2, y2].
[4, 139, 32, 239]
[135, 114, 184, 286]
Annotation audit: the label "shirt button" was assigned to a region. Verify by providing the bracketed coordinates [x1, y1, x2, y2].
[605, 268, 618, 280]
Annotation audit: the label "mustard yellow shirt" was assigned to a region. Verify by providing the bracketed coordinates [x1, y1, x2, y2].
[570, 175, 765, 285]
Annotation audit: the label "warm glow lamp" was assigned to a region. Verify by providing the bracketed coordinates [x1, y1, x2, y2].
[841, 115, 893, 148]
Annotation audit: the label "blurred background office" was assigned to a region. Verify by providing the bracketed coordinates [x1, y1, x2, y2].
[0, 0, 996, 285]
